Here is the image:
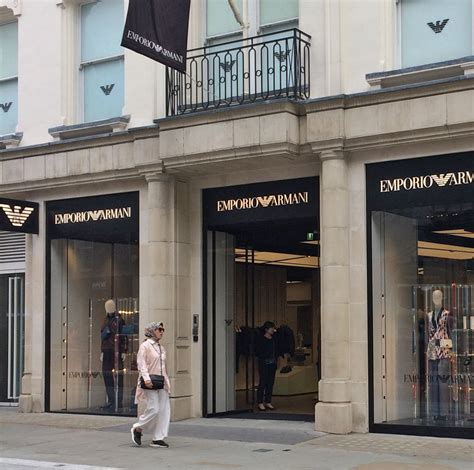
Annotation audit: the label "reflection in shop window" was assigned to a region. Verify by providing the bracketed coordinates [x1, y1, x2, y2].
[48, 193, 139, 416]
[371, 204, 474, 429]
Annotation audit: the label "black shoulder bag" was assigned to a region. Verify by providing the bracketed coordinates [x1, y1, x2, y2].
[140, 343, 165, 390]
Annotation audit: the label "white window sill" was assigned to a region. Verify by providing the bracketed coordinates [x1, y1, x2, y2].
[0, 132, 23, 150]
[366, 56, 474, 89]
[48, 116, 130, 140]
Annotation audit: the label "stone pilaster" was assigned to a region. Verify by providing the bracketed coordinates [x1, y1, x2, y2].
[143, 174, 192, 420]
[315, 149, 352, 434]
[19, 227, 45, 413]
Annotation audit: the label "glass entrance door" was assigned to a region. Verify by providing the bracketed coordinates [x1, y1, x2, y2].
[0, 274, 25, 403]
[206, 221, 321, 417]
[235, 244, 257, 412]
[206, 231, 257, 415]
[206, 231, 237, 414]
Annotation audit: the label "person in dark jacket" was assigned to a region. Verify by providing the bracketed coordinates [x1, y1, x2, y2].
[255, 321, 277, 411]
[100, 299, 127, 410]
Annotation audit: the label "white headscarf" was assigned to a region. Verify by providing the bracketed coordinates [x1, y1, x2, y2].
[144, 321, 164, 339]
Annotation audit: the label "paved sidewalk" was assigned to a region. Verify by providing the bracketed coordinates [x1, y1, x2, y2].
[0, 408, 472, 470]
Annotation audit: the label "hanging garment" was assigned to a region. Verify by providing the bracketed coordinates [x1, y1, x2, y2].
[275, 325, 295, 357]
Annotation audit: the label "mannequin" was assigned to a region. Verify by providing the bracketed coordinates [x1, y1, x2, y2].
[100, 299, 127, 410]
[426, 289, 453, 421]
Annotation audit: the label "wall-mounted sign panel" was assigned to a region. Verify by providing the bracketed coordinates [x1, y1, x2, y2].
[366, 151, 474, 211]
[47, 192, 139, 243]
[203, 177, 319, 228]
[0, 197, 39, 234]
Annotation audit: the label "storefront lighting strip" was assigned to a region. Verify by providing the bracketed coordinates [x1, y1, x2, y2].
[433, 229, 474, 239]
[418, 241, 474, 260]
[235, 248, 319, 267]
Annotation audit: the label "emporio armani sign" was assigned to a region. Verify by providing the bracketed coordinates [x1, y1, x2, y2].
[54, 207, 132, 225]
[0, 198, 39, 234]
[379, 171, 473, 193]
[217, 192, 309, 212]
[124, 30, 184, 65]
[121, 0, 191, 73]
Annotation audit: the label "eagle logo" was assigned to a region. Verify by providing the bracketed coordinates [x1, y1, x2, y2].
[431, 173, 453, 187]
[257, 195, 276, 207]
[274, 50, 291, 63]
[0, 204, 35, 227]
[427, 19, 449, 34]
[100, 84, 115, 96]
[220, 60, 236, 72]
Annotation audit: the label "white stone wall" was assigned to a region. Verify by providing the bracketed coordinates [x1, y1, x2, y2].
[0, 0, 412, 148]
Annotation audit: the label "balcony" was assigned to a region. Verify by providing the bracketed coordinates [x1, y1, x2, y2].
[166, 29, 311, 117]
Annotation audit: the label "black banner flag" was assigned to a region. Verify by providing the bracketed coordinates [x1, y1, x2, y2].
[121, 0, 191, 73]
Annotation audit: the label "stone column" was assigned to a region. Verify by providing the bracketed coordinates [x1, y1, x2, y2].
[19, 224, 45, 413]
[144, 174, 192, 420]
[315, 149, 352, 434]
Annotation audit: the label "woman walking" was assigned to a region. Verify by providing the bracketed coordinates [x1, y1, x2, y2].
[131, 321, 171, 448]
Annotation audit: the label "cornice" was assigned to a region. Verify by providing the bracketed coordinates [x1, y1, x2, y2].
[342, 122, 474, 152]
[162, 141, 304, 173]
[0, 169, 139, 195]
[305, 75, 474, 114]
[157, 99, 305, 131]
[0, 125, 159, 161]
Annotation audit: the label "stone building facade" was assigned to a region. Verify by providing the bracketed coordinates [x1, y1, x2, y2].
[0, 0, 472, 439]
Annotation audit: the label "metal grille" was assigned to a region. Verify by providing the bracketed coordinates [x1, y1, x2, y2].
[166, 28, 311, 116]
[0, 231, 26, 264]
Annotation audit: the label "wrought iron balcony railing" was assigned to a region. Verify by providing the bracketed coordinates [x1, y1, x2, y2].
[166, 29, 311, 116]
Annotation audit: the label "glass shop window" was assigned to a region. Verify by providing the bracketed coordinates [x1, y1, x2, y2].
[48, 193, 139, 416]
[371, 203, 474, 430]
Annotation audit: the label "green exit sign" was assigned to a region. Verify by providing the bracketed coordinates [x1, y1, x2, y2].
[306, 232, 314, 241]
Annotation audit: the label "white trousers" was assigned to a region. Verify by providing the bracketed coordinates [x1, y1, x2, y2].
[134, 389, 170, 441]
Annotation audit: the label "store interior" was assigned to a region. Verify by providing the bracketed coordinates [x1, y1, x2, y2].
[206, 218, 320, 418]
[372, 203, 474, 429]
[48, 227, 139, 416]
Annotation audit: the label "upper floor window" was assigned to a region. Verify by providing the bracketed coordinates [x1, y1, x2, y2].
[400, 0, 473, 68]
[207, 0, 243, 39]
[0, 21, 18, 135]
[80, 0, 124, 123]
[206, 0, 299, 41]
[259, 0, 298, 32]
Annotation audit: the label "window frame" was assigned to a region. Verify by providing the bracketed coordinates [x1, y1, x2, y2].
[77, 0, 125, 123]
[257, 0, 299, 34]
[396, 0, 474, 69]
[204, 0, 244, 45]
[204, 0, 299, 44]
[0, 19, 19, 136]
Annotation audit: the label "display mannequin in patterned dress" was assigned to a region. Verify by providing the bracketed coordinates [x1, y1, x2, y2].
[426, 289, 453, 421]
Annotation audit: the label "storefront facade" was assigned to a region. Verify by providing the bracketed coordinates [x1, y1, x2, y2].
[367, 152, 474, 438]
[202, 177, 320, 417]
[46, 192, 139, 415]
[0, 76, 472, 438]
